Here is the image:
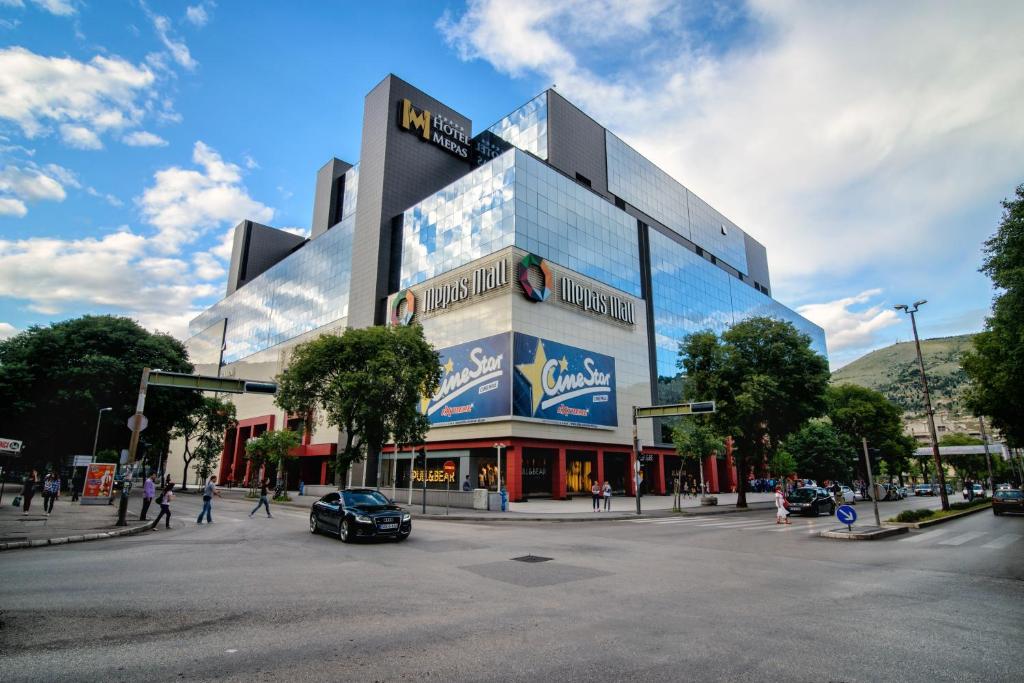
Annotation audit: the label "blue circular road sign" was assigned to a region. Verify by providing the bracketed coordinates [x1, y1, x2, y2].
[836, 504, 857, 525]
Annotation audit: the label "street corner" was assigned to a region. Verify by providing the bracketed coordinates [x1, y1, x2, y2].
[818, 525, 908, 540]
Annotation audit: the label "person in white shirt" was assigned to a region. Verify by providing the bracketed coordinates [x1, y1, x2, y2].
[602, 481, 612, 511]
[775, 486, 791, 525]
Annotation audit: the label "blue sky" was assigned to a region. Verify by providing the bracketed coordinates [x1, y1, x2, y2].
[1, 1, 1021, 369]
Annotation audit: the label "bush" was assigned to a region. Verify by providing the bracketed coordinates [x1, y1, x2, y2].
[949, 498, 990, 510]
[895, 508, 936, 523]
[273, 494, 292, 502]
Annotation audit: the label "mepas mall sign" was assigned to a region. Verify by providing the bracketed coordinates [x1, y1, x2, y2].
[388, 257, 510, 326]
[399, 98, 470, 159]
[0, 437, 22, 454]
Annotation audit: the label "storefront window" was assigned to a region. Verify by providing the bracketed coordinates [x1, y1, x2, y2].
[566, 453, 596, 494]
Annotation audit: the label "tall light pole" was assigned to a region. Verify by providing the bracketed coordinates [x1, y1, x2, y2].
[493, 442, 506, 511]
[894, 301, 949, 511]
[91, 407, 112, 461]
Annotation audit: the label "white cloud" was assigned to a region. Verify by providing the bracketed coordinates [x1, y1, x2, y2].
[0, 47, 156, 147]
[185, 5, 208, 27]
[138, 140, 273, 253]
[30, 0, 77, 16]
[85, 186, 123, 207]
[59, 123, 103, 149]
[279, 226, 309, 238]
[0, 198, 27, 216]
[149, 10, 197, 70]
[439, 1, 1024, 299]
[0, 322, 18, 340]
[122, 130, 168, 147]
[0, 163, 67, 216]
[192, 251, 225, 281]
[0, 230, 217, 338]
[797, 289, 901, 367]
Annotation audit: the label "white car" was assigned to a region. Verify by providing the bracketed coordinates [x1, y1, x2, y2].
[839, 486, 856, 504]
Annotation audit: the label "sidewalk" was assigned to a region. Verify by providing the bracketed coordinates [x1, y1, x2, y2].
[0, 494, 153, 551]
[212, 486, 776, 522]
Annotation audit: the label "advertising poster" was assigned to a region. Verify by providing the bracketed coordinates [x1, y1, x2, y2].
[512, 333, 618, 429]
[420, 333, 512, 426]
[80, 463, 116, 505]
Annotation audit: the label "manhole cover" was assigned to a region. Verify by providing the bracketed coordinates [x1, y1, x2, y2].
[511, 555, 553, 563]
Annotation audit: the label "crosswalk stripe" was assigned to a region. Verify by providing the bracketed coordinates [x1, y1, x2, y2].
[937, 531, 987, 546]
[900, 529, 948, 543]
[981, 534, 1020, 549]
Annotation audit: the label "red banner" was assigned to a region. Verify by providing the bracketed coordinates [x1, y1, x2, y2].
[82, 463, 116, 499]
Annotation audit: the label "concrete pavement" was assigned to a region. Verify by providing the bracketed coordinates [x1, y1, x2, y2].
[0, 495, 152, 550]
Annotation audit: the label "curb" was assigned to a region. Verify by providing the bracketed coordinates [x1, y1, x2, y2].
[417, 502, 776, 523]
[819, 526, 908, 540]
[884, 502, 992, 529]
[0, 519, 156, 552]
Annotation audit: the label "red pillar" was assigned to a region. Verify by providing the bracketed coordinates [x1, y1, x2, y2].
[505, 447, 522, 502]
[555, 447, 567, 500]
[628, 452, 637, 496]
[218, 428, 234, 482]
[231, 426, 248, 484]
[703, 455, 720, 494]
[320, 460, 328, 486]
[596, 450, 605, 487]
[724, 438, 738, 493]
[654, 454, 667, 495]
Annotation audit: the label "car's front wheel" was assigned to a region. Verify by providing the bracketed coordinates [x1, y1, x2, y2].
[309, 514, 318, 534]
[395, 532, 410, 542]
[339, 519, 353, 543]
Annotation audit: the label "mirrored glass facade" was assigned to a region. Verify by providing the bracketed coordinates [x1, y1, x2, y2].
[190, 214, 355, 364]
[648, 229, 826, 399]
[606, 132, 748, 274]
[485, 92, 548, 160]
[400, 149, 640, 297]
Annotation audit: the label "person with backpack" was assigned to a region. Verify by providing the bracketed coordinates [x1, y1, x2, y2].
[152, 484, 174, 530]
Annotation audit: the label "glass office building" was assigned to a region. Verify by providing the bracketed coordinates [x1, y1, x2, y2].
[175, 75, 826, 502]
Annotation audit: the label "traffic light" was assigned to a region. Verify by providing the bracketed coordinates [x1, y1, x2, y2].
[690, 401, 716, 414]
[415, 448, 427, 467]
[243, 381, 278, 395]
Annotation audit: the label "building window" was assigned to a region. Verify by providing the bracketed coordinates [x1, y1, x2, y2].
[575, 172, 592, 188]
[614, 196, 626, 210]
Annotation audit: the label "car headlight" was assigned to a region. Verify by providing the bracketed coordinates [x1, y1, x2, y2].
[402, 513, 411, 522]
[355, 515, 372, 524]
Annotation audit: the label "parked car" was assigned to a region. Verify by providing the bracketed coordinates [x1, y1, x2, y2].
[971, 483, 986, 498]
[787, 487, 836, 516]
[839, 485, 856, 504]
[898, 486, 911, 499]
[309, 488, 412, 543]
[914, 484, 934, 496]
[992, 489, 1023, 515]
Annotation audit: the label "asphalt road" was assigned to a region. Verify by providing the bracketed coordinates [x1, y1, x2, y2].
[1, 493, 1020, 683]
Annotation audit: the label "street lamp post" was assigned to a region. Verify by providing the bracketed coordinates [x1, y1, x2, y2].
[894, 301, 950, 511]
[91, 407, 112, 461]
[493, 442, 506, 511]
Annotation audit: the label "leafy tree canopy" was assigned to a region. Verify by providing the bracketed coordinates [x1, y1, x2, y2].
[826, 384, 914, 477]
[779, 420, 855, 484]
[172, 396, 236, 489]
[0, 315, 197, 471]
[939, 432, 985, 446]
[275, 324, 440, 486]
[678, 317, 830, 507]
[963, 183, 1024, 446]
[244, 428, 301, 491]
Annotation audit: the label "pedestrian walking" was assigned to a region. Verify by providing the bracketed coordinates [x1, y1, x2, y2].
[775, 485, 791, 525]
[42, 471, 60, 514]
[152, 484, 174, 529]
[20, 470, 38, 514]
[603, 480, 612, 511]
[196, 475, 220, 524]
[591, 479, 601, 511]
[249, 478, 273, 518]
[140, 473, 157, 521]
[462, 475, 472, 492]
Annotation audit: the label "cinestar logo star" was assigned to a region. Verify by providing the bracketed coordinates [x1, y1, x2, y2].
[514, 338, 612, 416]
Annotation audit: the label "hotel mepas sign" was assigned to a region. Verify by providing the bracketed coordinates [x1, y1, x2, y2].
[398, 98, 470, 159]
[420, 333, 512, 426]
[512, 333, 617, 429]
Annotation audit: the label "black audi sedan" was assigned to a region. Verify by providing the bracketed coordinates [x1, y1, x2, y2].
[786, 487, 836, 516]
[309, 488, 412, 543]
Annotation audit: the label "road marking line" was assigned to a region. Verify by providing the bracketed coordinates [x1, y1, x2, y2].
[981, 534, 1020, 549]
[937, 531, 987, 546]
[698, 520, 779, 529]
[899, 529, 948, 543]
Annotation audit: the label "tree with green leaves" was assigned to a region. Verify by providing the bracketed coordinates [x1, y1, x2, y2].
[963, 183, 1024, 447]
[672, 419, 723, 507]
[678, 317, 830, 508]
[768, 449, 798, 483]
[779, 420, 854, 484]
[171, 396, 237, 490]
[275, 324, 440, 488]
[0, 315, 198, 472]
[244, 428, 301, 496]
[826, 384, 915, 484]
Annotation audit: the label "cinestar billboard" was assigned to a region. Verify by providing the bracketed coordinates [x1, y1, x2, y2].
[420, 333, 512, 426]
[512, 333, 617, 429]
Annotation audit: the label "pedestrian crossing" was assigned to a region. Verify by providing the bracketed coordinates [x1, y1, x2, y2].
[623, 515, 829, 534]
[624, 515, 1024, 548]
[898, 528, 1023, 549]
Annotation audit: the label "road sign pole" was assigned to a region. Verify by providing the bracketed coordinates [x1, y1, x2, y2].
[633, 408, 641, 516]
[863, 437, 881, 527]
[117, 368, 150, 526]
